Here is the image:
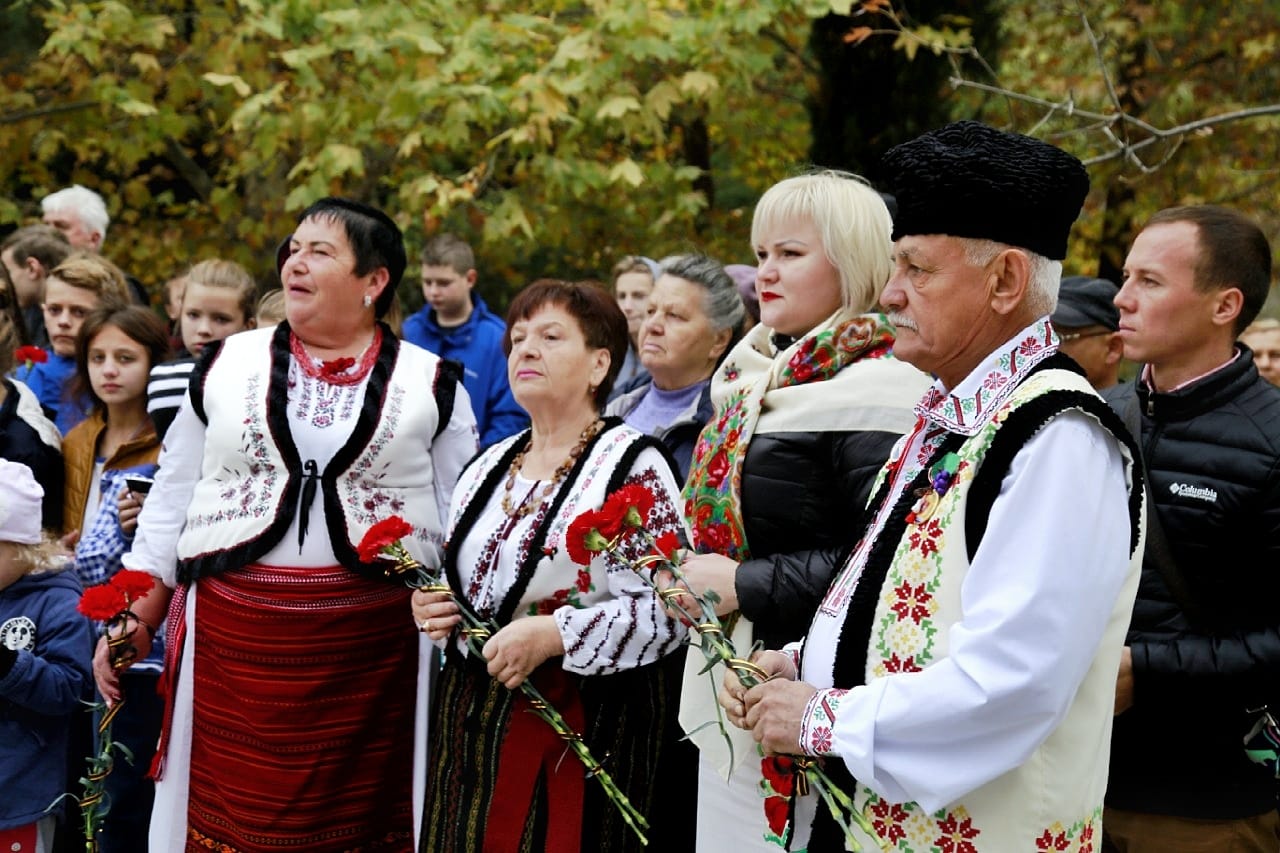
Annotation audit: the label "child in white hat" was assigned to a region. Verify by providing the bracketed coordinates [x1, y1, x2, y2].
[0, 459, 93, 853]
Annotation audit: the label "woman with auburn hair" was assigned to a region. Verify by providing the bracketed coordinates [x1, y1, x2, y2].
[413, 279, 687, 851]
[676, 171, 932, 850]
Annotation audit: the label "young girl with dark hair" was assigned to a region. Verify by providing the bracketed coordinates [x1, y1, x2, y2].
[61, 304, 170, 853]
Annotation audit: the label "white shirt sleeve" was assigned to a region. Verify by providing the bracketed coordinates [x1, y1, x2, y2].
[829, 411, 1132, 812]
[431, 383, 479, 532]
[121, 394, 207, 588]
[556, 447, 685, 675]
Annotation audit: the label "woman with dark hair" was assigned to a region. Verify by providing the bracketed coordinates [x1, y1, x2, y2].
[61, 304, 171, 852]
[413, 279, 687, 851]
[92, 198, 478, 852]
[0, 264, 61, 529]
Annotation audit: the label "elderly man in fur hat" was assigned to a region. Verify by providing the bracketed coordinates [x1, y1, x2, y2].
[719, 122, 1146, 852]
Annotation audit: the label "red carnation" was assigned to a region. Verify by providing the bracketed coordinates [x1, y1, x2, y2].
[761, 755, 796, 797]
[652, 531, 681, 563]
[603, 483, 656, 530]
[14, 345, 47, 370]
[565, 510, 610, 566]
[357, 516, 413, 563]
[110, 569, 154, 603]
[78, 584, 128, 621]
[592, 500, 629, 541]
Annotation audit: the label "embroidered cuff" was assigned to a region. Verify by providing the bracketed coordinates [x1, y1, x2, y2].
[780, 641, 802, 675]
[799, 688, 848, 757]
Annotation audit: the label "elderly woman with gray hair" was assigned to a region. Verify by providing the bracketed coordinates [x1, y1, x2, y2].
[605, 254, 744, 480]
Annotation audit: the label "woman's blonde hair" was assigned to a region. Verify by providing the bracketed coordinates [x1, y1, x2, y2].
[183, 258, 258, 322]
[749, 170, 893, 316]
[255, 288, 286, 326]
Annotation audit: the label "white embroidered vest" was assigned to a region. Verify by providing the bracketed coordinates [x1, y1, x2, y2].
[176, 327, 449, 575]
[842, 369, 1143, 853]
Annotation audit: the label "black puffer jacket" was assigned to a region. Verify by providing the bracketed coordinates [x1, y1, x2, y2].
[0, 378, 63, 531]
[734, 428, 901, 652]
[1103, 348, 1280, 819]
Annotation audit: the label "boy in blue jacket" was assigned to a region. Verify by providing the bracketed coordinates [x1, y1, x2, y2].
[401, 234, 527, 447]
[0, 459, 93, 853]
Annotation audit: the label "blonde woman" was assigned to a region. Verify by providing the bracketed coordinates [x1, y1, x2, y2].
[678, 171, 932, 850]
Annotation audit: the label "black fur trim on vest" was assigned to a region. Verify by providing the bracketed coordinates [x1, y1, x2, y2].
[441, 418, 669, 627]
[964, 386, 1145, 562]
[805, 432, 965, 851]
[441, 433, 530, 618]
[434, 358, 463, 440]
[325, 324, 404, 578]
[186, 337, 226, 426]
[808, 358, 1142, 849]
[177, 322, 406, 584]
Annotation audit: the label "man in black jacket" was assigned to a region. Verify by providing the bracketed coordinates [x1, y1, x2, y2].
[1104, 205, 1280, 851]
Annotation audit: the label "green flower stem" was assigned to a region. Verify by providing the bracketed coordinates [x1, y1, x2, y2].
[614, 530, 887, 852]
[72, 615, 144, 851]
[384, 546, 649, 846]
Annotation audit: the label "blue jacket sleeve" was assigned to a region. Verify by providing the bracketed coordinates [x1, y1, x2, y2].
[481, 371, 528, 447]
[0, 582, 93, 715]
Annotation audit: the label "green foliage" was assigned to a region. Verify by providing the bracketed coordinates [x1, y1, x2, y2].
[958, 0, 1280, 283]
[6, 0, 1276, 315]
[2, 0, 847, 309]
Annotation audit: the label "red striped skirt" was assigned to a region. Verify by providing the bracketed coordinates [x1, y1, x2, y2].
[185, 564, 416, 852]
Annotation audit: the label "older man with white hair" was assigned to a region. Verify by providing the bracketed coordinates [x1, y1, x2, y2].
[721, 122, 1146, 852]
[41, 184, 110, 252]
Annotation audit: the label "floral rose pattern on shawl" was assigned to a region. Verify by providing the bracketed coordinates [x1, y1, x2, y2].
[683, 313, 897, 561]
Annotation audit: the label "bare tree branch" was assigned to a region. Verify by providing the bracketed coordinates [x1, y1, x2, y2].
[0, 101, 97, 126]
[761, 27, 821, 76]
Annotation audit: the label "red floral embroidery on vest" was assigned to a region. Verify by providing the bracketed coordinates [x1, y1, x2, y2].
[934, 809, 980, 853]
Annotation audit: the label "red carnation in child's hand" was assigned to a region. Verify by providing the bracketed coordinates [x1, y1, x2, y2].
[110, 569, 154, 602]
[78, 584, 128, 621]
[565, 510, 611, 566]
[603, 483, 656, 530]
[14, 345, 47, 371]
[357, 516, 414, 563]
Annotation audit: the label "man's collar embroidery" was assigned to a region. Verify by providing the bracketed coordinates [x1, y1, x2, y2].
[914, 318, 1058, 435]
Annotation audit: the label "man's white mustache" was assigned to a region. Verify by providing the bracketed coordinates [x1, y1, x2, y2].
[887, 312, 917, 332]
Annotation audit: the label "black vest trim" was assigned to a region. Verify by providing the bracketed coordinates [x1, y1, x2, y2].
[964, 386, 1145, 562]
[186, 337, 226, 426]
[441, 431, 529, 615]
[178, 323, 412, 584]
[809, 358, 1143, 847]
[324, 324, 404, 580]
[433, 358, 463, 440]
[440, 418, 651, 626]
[495, 417, 633, 625]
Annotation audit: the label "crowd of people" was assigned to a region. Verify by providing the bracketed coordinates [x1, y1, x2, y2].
[1, 119, 1278, 853]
